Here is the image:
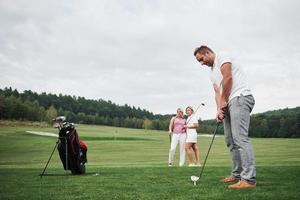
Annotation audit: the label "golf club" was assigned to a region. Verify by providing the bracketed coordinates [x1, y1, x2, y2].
[185, 103, 205, 124]
[184, 102, 205, 129]
[40, 116, 69, 178]
[191, 122, 220, 186]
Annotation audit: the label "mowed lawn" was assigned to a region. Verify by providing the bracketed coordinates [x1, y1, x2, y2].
[0, 123, 300, 200]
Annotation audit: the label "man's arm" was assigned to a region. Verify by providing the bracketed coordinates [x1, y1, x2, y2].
[220, 62, 233, 110]
[213, 83, 221, 111]
[213, 83, 224, 122]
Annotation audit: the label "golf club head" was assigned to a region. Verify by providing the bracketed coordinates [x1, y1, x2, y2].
[191, 175, 199, 186]
[53, 116, 66, 123]
[52, 116, 66, 129]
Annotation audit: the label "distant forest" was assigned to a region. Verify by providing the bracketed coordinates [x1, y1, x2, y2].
[0, 87, 299, 138]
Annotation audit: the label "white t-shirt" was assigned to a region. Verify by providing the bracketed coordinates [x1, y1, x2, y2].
[186, 115, 198, 135]
[210, 53, 252, 101]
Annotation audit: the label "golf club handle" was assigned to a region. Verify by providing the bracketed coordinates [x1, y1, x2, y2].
[169, 133, 172, 143]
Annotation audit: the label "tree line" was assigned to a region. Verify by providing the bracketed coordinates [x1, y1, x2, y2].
[197, 107, 300, 138]
[248, 107, 300, 138]
[0, 87, 299, 138]
[0, 87, 170, 130]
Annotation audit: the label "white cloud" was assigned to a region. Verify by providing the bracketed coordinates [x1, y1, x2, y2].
[1, 0, 300, 119]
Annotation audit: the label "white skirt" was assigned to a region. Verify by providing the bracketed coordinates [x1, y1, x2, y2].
[186, 131, 197, 143]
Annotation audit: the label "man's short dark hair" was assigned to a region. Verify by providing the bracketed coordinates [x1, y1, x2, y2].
[193, 45, 214, 56]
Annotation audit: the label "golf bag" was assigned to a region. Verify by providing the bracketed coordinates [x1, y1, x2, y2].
[57, 122, 87, 175]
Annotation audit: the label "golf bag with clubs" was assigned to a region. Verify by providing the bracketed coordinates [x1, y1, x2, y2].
[40, 116, 87, 177]
[56, 117, 88, 175]
[57, 122, 87, 174]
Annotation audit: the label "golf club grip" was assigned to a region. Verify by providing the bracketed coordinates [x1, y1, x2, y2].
[199, 122, 220, 179]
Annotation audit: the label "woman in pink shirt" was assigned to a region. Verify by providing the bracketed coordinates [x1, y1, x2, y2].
[168, 108, 187, 167]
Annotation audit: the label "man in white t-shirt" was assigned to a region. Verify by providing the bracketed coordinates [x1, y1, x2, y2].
[193, 45, 256, 189]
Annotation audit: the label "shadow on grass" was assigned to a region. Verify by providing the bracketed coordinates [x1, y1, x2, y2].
[39, 171, 100, 177]
[39, 173, 70, 177]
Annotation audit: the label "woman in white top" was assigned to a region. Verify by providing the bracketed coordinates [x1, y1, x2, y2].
[184, 106, 201, 167]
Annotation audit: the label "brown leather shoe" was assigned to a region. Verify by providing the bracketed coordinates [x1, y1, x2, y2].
[228, 180, 256, 189]
[223, 176, 240, 183]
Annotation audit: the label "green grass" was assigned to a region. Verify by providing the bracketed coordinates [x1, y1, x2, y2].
[0, 123, 300, 199]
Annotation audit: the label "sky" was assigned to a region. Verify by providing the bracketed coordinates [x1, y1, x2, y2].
[0, 0, 300, 119]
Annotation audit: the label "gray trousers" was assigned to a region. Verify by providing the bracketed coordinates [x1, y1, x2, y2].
[224, 94, 256, 183]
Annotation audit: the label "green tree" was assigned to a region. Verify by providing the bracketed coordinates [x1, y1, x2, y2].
[0, 95, 6, 119]
[143, 119, 153, 130]
[45, 105, 58, 122]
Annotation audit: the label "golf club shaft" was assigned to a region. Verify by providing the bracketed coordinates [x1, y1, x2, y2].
[40, 138, 60, 178]
[185, 103, 204, 125]
[198, 122, 220, 180]
[65, 138, 68, 171]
